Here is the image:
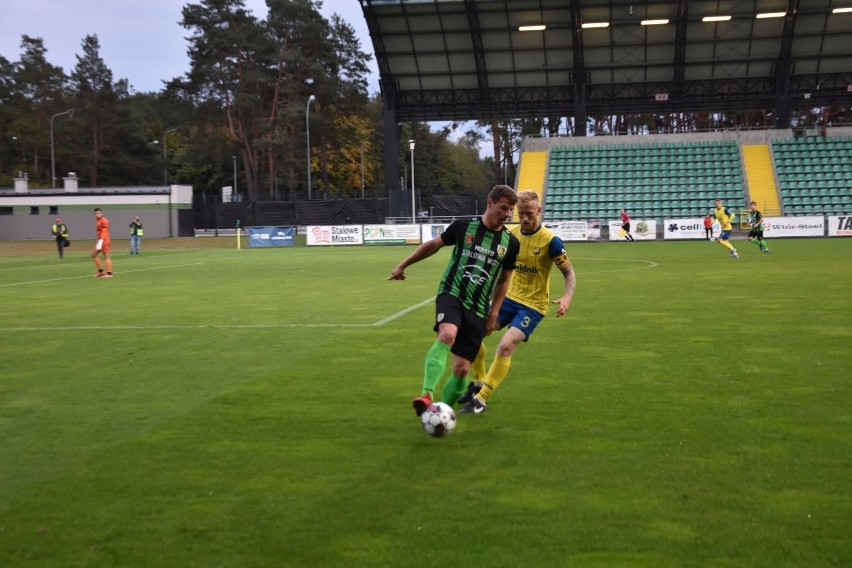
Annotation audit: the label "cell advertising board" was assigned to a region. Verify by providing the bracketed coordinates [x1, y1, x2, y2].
[762, 216, 825, 238]
[363, 224, 421, 245]
[306, 225, 363, 246]
[827, 216, 852, 237]
[663, 218, 706, 240]
[608, 219, 657, 241]
[248, 226, 295, 247]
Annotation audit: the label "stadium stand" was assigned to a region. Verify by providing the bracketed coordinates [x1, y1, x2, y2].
[517, 152, 547, 197]
[514, 151, 547, 222]
[542, 140, 744, 221]
[772, 136, 852, 216]
[742, 145, 782, 216]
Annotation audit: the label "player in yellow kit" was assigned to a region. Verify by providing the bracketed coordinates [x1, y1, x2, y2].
[453, 190, 576, 414]
[713, 198, 739, 259]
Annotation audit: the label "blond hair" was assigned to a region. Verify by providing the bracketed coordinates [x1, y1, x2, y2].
[517, 190, 540, 205]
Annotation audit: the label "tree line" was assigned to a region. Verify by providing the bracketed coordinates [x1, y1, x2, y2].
[0, 0, 498, 201]
[1, 0, 846, 201]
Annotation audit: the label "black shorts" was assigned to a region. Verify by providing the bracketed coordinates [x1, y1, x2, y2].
[748, 228, 764, 239]
[433, 293, 486, 362]
[622, 222, 631, 232]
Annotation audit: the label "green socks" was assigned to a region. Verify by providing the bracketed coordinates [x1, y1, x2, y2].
[422, 341, 450, 396]
[440, 375, 467, 407]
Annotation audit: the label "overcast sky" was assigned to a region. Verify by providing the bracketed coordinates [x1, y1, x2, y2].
[0, 0, 379, 94]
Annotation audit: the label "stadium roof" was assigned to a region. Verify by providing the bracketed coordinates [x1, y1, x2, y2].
[359, 0, 852, 125]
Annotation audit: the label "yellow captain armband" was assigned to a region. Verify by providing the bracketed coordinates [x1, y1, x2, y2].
[554, 253, 570, 268]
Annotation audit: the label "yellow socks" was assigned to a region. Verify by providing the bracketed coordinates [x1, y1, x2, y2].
[477, 355, 512, 402]
[471, 343, 486, 382]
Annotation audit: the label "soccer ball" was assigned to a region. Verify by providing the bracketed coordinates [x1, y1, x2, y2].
[420, 402, 457, 437]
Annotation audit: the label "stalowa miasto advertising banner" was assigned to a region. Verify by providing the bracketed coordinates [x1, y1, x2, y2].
[306, 225, 364, 246]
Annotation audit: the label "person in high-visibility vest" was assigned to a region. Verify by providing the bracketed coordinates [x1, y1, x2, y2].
[129, 216, 143, 254]
[51, 216, 69, 259]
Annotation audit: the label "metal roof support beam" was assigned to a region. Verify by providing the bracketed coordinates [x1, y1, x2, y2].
[383, 103, 400, 205]
[361, 0, 404, 195]
[673, 0, 688, 97]
[463, 0, 489, 104]
[569, 1, 587, 136]
[773, 0, 799, 130]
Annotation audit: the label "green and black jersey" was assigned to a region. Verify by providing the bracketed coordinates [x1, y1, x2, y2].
[437, 218, 520, 318]
[748, 209, 764, 230]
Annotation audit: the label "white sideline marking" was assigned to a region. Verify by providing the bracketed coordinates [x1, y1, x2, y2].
[0, 258, 658, 331]
[0, 296, 437, 332]
[372, 296, 436, 327]
[0, 250, 207, 272]
[0, 323, 371, 331]
[574, 258, 659, 274]
[0, 262, 204, 287]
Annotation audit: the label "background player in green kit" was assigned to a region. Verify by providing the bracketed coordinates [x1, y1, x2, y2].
[389, 185, 520, 416]
[747, 201, 770, 254]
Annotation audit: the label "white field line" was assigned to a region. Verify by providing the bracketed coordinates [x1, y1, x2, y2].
[575, 258, 659, 273]
[0, 250, 208, 272]
[0, 258, 657, 331]
[372, 296, 436, 327]
[0, 262, 205, 287]
[0, 297, 435, 332]
[0, 323, 371, 331]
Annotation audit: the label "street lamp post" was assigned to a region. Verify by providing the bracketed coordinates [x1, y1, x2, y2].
[163, 127, 177, 186]
[409, 140, 416, 223]
[306, 95, 316, 200]
[360, 144, 365, 198]
[50, 109, 74, 188]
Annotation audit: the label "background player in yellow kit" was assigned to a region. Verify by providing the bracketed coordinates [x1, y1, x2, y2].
[713, 198, 739, 259]
[455, 190, 576, 414]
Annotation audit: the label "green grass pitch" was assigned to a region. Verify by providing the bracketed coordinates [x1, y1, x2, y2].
[1, 237, 850, 567]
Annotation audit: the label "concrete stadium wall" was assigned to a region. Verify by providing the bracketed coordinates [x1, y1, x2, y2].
[0, 185, 192, 241]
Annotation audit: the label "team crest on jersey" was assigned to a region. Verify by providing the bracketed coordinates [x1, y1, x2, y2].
[465, 234, 474, 245]
[497, 245, 506, 256]
[533, 247, 541, 256]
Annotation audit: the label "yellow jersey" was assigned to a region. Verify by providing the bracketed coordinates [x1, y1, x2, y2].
[506, 224, 571, 315]
[714, 206, 736, 231]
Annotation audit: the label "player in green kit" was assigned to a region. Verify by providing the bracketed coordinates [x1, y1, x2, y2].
[389, 185, 520, 416]
[747, 201, 770, 254]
